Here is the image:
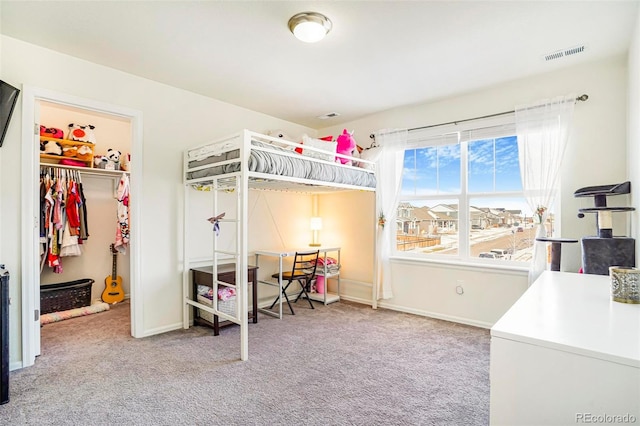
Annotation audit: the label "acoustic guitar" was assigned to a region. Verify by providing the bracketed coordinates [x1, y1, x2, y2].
[102, 244, 125, 304]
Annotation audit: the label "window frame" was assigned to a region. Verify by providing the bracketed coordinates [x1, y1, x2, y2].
[393, 114, 534, 265]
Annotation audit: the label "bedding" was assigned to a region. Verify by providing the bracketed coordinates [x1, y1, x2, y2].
[301, 134, 338, 162]
[186, 138, 376, 189]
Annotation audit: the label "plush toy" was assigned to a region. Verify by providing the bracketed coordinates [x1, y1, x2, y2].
[41, 140, 63, 155]
[68, 123, 96, 144]
[40, 125, 64, 139]
[76, 145, 93, 161]
[94, 156, 107, 169]
[266, 129, 296, 150]
[335, 129, 357, 165]
[119, 153, 130, 171]
[355, 141, 381, 170]
[105, 148, 121, 170]
[266, 129, 291, 141]
[62, 146, 78, 157]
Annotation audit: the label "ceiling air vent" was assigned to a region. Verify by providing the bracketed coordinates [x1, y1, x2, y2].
[544, 44, 586, 62]
[317, 112, 340, 120]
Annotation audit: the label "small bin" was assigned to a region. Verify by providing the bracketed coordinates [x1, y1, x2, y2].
[40, 279, 94, 315]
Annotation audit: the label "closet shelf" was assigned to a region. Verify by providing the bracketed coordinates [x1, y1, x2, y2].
[40, 135, 95, 167]
[40, 162, 129, 178]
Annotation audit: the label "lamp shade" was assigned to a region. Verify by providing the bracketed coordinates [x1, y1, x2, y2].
[288, 12, 332, 43]
[310, 217, 323, 231]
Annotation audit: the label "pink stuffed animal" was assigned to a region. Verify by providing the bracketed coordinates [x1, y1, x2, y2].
[336, 129, 356, 165]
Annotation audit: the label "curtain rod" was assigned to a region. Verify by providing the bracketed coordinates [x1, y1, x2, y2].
[369, 94, 589, 139]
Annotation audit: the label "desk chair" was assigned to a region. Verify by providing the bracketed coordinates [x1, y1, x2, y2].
[269, 250, 319, 315]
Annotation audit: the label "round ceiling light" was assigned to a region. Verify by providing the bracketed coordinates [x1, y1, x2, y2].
[288, 12, 332, 43]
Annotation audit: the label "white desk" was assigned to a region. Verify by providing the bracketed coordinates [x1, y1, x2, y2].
[490, 271, 640, 425]
[254, 247, 341, 319]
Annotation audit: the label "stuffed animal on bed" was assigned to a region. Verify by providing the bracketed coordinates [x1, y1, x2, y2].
[68, 123, 97, 144]
[336, 129, 357, 165]
[266, 129, 296, 150]
[354, 141, 381, 170]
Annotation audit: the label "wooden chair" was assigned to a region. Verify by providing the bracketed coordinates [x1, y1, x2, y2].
[269, 250, 319, 315]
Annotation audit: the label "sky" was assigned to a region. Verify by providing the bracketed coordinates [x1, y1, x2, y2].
[401, 136, 535, 215]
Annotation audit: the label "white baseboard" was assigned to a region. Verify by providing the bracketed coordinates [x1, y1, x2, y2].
[141, 322, 184, 337]
[375, 301, 493, 329]
[339, 294, 372, 306]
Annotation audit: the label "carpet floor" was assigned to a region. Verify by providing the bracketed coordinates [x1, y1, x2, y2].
[1, 299, 490, 425]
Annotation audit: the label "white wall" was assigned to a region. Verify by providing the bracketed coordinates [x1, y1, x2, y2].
[320, 56, 629, 327]
[318, 191, 376, 304]
[629, 7, 640, 262]
[0, 35, 317, 367]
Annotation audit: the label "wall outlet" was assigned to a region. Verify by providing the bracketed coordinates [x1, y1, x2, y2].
[456, 280, 464, 295]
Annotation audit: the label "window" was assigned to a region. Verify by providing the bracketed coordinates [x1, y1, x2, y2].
[396, 127, 549, 264]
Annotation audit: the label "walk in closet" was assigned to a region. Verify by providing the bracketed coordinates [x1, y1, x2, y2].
[38, 100, 132, 319]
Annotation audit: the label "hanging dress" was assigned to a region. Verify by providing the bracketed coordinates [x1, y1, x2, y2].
[114, 173, 130, 254]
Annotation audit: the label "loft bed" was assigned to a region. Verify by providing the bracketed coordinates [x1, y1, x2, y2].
[181, 129, 377, 361]
[185, 130, 376, 192]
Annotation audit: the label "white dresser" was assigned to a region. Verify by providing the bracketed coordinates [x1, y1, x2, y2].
[490, 271, 640, 425]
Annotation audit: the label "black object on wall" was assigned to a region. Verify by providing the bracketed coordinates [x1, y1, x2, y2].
[0, 265, 9, 404]
[576, 181, 636, 275]
[0, 80, 20, 148]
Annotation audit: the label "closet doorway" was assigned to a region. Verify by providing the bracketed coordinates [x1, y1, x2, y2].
[21, 86, 143, 368]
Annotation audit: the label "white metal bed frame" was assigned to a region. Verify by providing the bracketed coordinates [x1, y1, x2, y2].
[182, 129, 376, 361]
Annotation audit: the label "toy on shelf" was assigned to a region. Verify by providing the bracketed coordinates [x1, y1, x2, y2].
[96, 149, 121, 170]
[41, 140, 63, 155]
[68, 123, 96, 144]
[40, 126, 64, 139]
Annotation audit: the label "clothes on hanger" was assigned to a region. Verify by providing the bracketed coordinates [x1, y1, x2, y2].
[39, 167, 89, 273]
[114, 172, 130, 254]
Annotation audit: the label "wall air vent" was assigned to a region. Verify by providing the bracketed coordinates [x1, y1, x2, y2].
[317, 112, 340, 120]
[544, 44, 586, 62]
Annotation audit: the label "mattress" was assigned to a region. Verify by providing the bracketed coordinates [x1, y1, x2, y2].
[186, 140, 376, 188]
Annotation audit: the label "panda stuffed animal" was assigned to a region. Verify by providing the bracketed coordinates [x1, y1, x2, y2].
[41, 140, 63, 155]
[104, 148, 121, 170]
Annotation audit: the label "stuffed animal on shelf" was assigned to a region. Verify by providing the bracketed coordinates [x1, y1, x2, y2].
[105, 148, 121, 170]
[76, 145, 93, 161]
[335, 129, 357, 165]
[68, 123, 96, 144]
[41, 140, 63, 155]
[120, 153, 130, 171]
[40, 125, 64, 139]
[62, 146, 78, 157]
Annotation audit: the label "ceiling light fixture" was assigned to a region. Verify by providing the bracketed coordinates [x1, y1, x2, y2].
[288, 12, 332, 43]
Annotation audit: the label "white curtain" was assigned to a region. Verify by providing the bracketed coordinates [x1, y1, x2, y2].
[374, 129, 408, 300]
[516, 94, 575, 284]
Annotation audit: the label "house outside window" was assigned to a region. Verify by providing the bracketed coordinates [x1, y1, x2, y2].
[395, 124, 554, 264]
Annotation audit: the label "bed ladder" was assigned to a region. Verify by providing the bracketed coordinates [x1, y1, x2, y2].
[211, 170, 249, 361]
[182, 132, 250, 361]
